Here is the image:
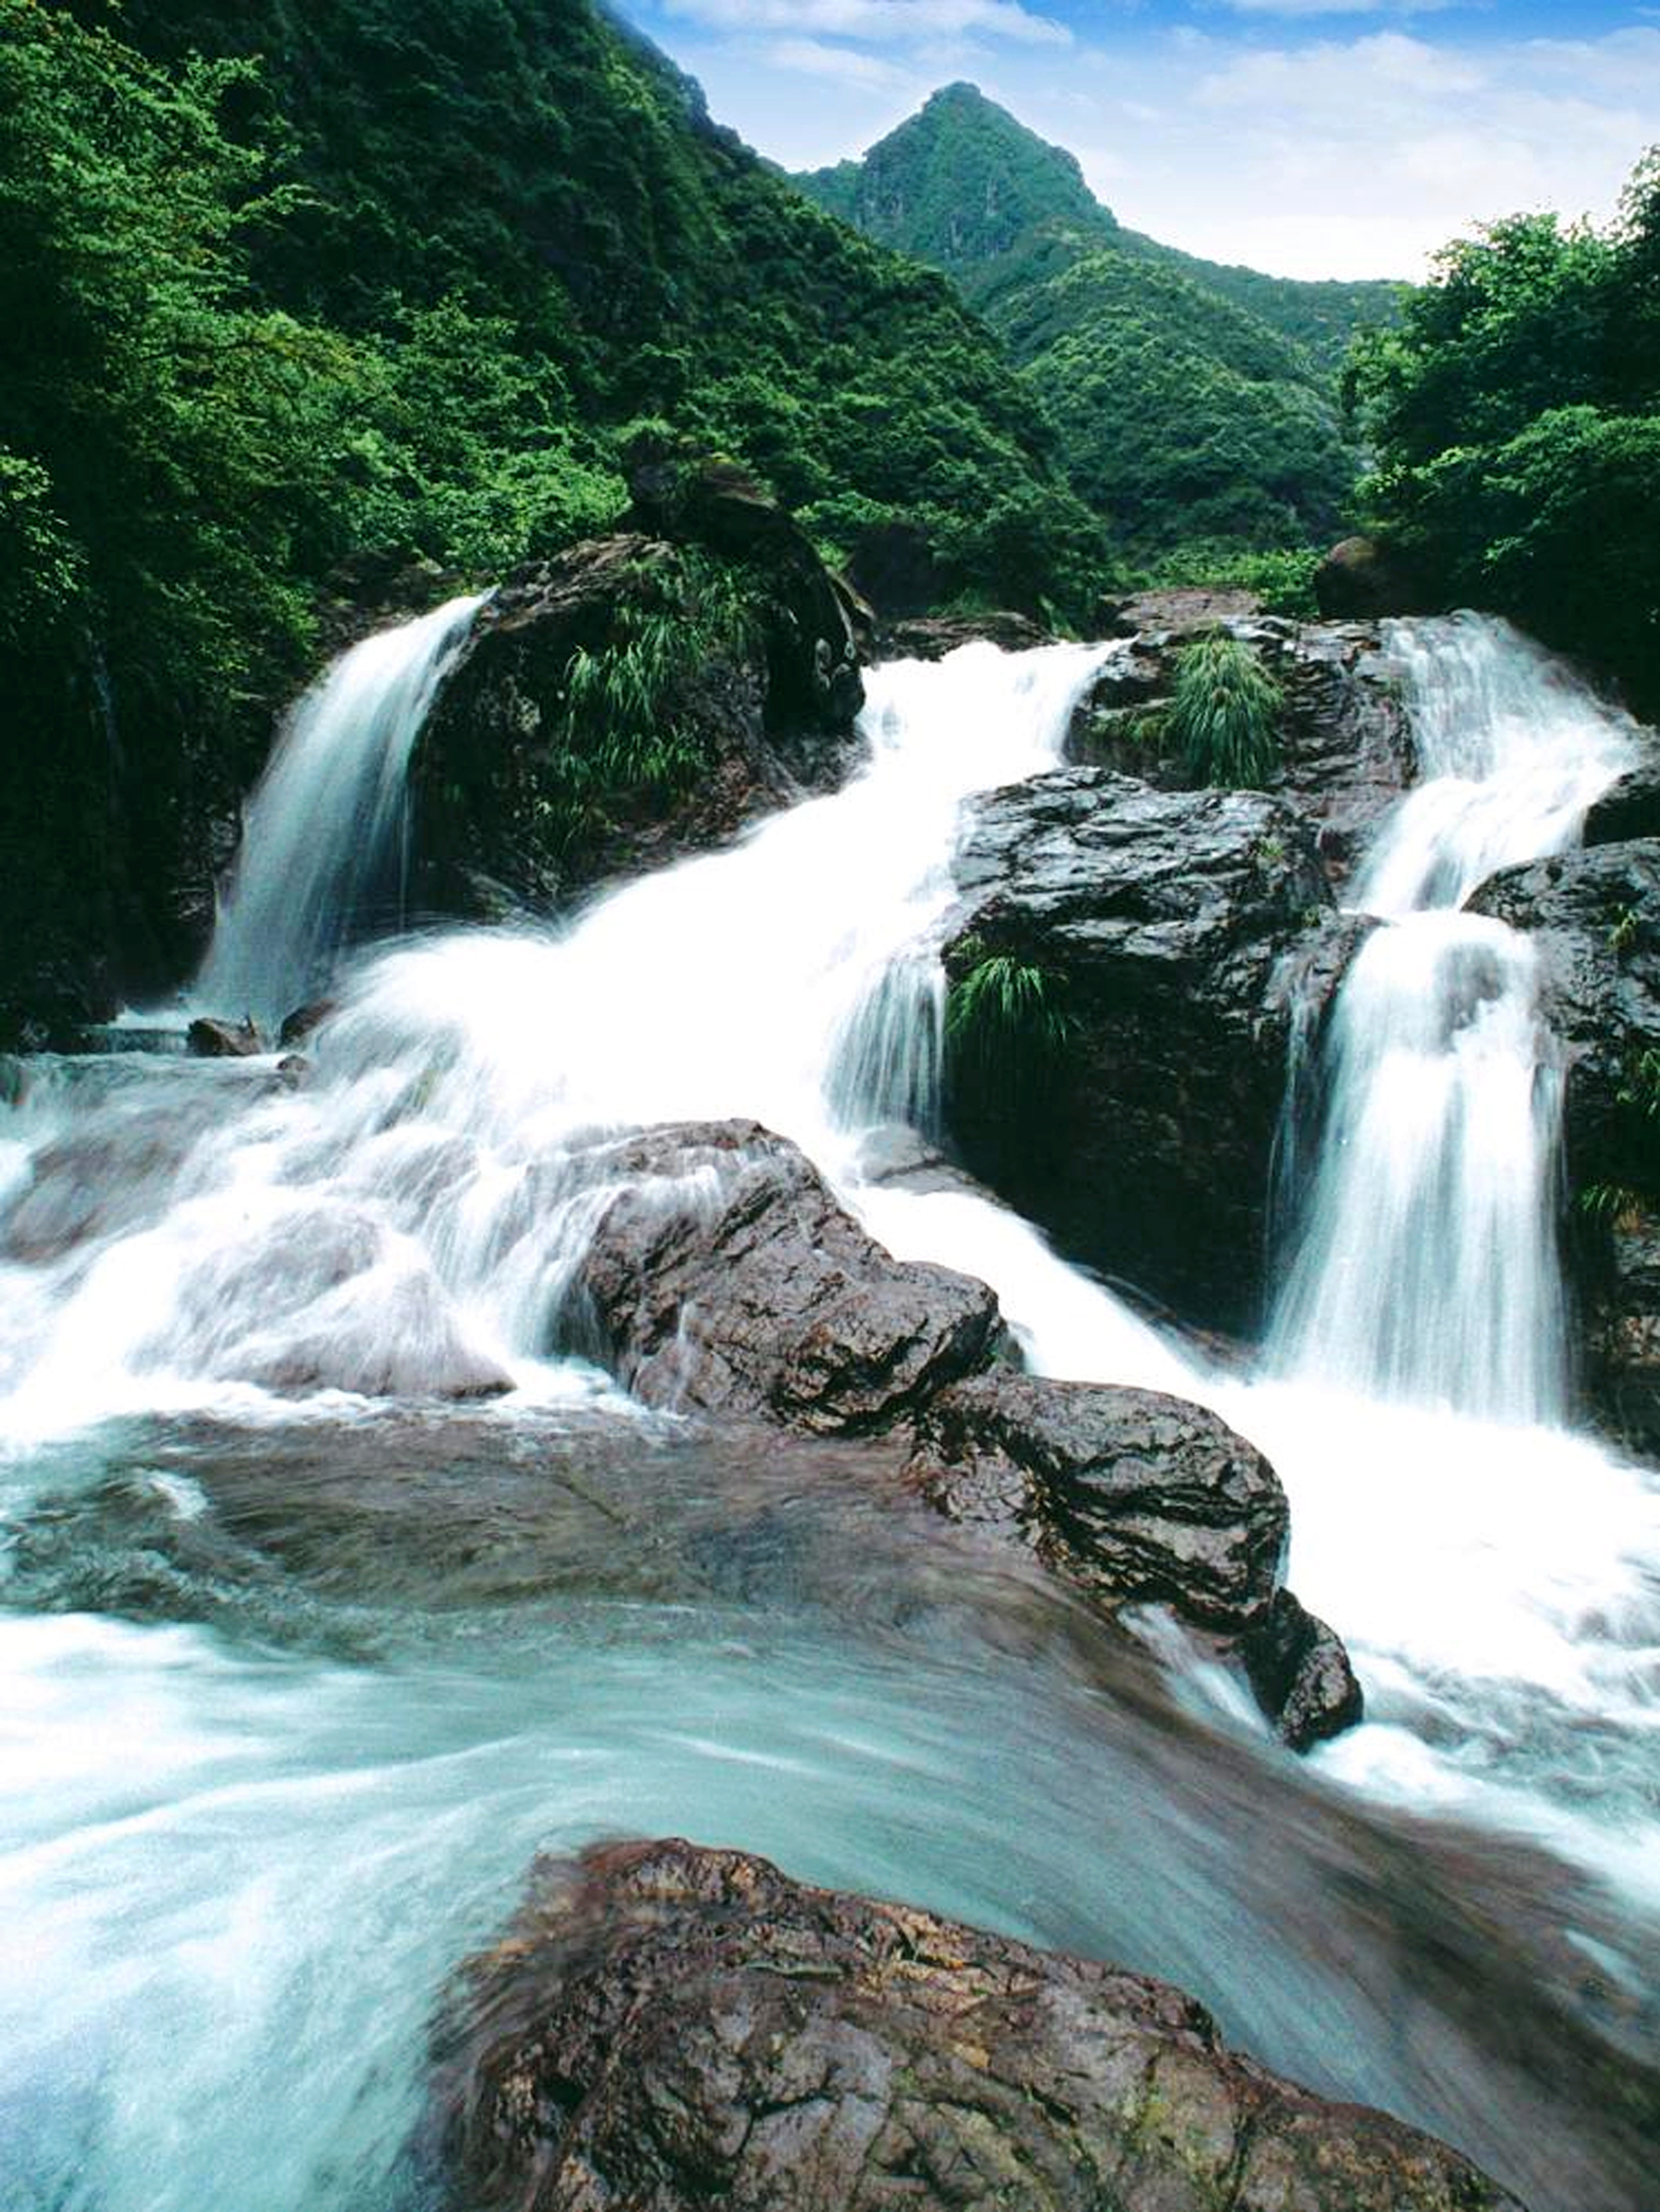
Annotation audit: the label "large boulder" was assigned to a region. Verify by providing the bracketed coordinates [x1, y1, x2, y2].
[1468, 842, 1660, 1451]
[433, 1837, 1523, 2212]
[905, 1372, 1362, 1747]
[1313, 535, 1428, 620]
[410, 484, 863, 921]
[1068, 617, 1415, 887]
[906, 1375, 1286, 1634]
[561, 1121, 1005, 1435]
[942, 769, 1347, 1332]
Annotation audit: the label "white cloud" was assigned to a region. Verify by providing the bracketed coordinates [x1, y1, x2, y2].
[761, 36, 911, 86]
[1217, 0, 1458, 16]
[663, 0, 1070, 47]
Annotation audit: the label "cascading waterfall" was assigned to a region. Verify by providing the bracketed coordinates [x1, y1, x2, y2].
[1266, 613, 1638, 1419]
[195, 594, 485, 1030]
[3, 613, 1660, 2212]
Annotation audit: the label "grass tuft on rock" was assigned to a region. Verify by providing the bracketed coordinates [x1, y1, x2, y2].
[1168, 633, 1283, 789]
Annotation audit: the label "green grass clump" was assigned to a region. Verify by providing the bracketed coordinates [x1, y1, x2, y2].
[945, 950, 1074, 1120]
[1168, 632, 1283, 789]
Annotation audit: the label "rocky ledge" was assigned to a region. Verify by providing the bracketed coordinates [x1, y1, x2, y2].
[941, 769, 1356, 1334]
[1469, 839, 1660, 1455]
[431, 1837, 1520, 2212]
[554, 1119, 1360, 1743]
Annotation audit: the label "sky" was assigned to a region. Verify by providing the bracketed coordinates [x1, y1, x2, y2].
[611, 0, 1660, 280]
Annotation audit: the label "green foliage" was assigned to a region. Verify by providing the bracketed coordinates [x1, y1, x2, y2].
[535, 549, 761, 855]
[1141, 543, 1322, 618]
[1168, 635, 1283, 789]
[1344, 159, 1660, 714]
[797, 83, 1399, 564]
[946, 947, 1075, 1119]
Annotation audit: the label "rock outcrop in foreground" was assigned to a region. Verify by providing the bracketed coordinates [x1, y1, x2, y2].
[563, 1121, 1005, 1435]
[434, 1837, 1522, 2212]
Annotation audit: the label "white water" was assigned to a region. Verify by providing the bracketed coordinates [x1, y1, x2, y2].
[195, 594, 485, 1031]
[3, 614, 1660, 2210]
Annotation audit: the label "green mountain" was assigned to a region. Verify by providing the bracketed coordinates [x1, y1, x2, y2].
[799, 84, 1404, 559]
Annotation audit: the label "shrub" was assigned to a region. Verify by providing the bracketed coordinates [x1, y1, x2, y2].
[1168, 633, 1282, 788]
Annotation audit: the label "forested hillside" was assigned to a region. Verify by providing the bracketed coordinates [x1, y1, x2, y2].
[1344, 156, 1660, 716]
[0, 0, 1106, 1029]
[799, 84, 1401, 565]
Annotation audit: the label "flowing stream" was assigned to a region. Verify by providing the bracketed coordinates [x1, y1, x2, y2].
[3, 611, 1658, 2210]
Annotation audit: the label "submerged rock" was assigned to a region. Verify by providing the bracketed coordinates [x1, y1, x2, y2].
[432, 1836, 1524, 2212]
[565, 1120, 1005, 1434]
[942, 768, 1345, 1333]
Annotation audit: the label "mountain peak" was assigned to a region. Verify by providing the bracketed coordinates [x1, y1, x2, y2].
[799, 84, 1112, 273]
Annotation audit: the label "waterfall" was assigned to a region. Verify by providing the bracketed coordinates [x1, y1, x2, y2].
[195, 594, 485, 1031]
[1266, 613, 1638, 1420]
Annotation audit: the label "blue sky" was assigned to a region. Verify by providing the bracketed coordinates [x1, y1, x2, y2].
[612, 1, 1660, 279]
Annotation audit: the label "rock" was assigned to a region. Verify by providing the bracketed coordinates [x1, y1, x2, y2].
[882, 611, 1056, 661]
[1240, 1588, 1366, 1751]
[943, 769, 1345, 1332]
[1467, 842, 1660, 1196]
[186, 1015, 263, 1058]
[410, 488, 864, 920]
[906, 1373, 1287, 1636]
[277, 998, 335, 1048]
[1067, 619, 1415, 887]
[432, 1837, 1524, 2212]
[1094, 586, 1261, 638]
[1314, 535, 1428, 619]
[843, 515, 941, 618]
[564, 1121, 1005, 1434]
[1582, 749, 1660, 849]
[1468, 842, 1660, 1451]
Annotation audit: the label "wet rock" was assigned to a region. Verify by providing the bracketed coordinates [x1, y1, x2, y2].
[843, 515, 941, 619]
[432, 1836, 1524, 2212]
[277, 998, 335, 1048]
[566, 1121, 1005, 1434]
[1240, 1587, 1365, 1751]
[943, 769, 1345, 1332]
[1467, 842, 1660, 1197]
[1068, 618, 1415, 885]
[881, 611, 1056, 661]
[1314, 535, 1428, 619]
[1582, 749, 1660, 849]
[1094, 586, 1262, 638]
[1468, 842, 1660, 1451]
[186, 1015, 263, 1058]
[410, 485, 864, 921]
[906, 1372, 1287, 1636]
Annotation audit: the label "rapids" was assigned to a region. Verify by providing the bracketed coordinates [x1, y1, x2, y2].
[3, 609, 1658, 2211]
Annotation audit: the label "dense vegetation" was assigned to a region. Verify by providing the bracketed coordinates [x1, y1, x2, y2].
[1168, 636, 1283, 790]
[0, 0, 1109, 1032]
[799, 84, 1400, 567]
[1344, 152, 1660, 715]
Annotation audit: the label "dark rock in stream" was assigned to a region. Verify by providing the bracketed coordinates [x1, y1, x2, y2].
[906, 1375, 1286, 1635]
[1067, 616, 1415, 887]
[565, 1121, 1006, 1434]
[1468, 841, 1660, 1451]
[1239, 1588, 1365, 1752]
[1582, 750, 1660, 849]
[186, 1014, 264, 1058]
[410, 463, 865, 922]
[432, 1836, 1525, 2212]
[903, 1371, 1361, 1745]
[942, 770, 1351, 1333]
